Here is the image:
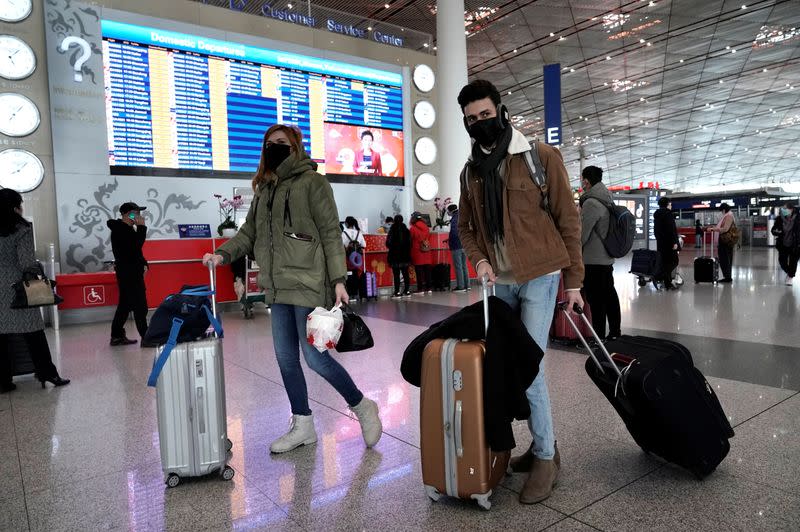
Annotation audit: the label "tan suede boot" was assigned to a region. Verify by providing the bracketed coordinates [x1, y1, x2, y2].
[509, 442, 560, 473]
[519, 455, 560, 504]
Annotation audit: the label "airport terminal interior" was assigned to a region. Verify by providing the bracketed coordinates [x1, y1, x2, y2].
[2, 0, 800, 531]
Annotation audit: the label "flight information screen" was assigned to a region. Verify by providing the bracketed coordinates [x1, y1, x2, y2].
[101, 20, 405, 184]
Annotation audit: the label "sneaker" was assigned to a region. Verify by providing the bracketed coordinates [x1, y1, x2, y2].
[787, 277, 794, 286]
[402, 291, 412, 298]
[426, 290, 433, 294]
[391, 292, 402, 298]
[453, 287, 468, 293]
[269, 414, 317, 454]
[350, 397, 382, 447]
[110, 337, 137, 346]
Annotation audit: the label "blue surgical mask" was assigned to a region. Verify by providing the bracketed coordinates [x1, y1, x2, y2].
[781, 208, 790, 216]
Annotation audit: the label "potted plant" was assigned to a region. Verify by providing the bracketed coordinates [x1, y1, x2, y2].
[433, 196, 452, 230]
[214, 194, 244, 237]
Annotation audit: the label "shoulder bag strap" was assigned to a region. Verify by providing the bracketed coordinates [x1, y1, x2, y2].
[522, 144, 551, 215]
[147, 318, 184, 387]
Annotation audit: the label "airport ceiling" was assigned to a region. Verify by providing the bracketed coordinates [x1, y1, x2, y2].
[308, 0, 800, 192]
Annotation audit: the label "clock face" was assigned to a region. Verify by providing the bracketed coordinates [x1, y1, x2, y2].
[413, 100, 436, 129]
[412, 64, 435, 93]
[0, 92, 39, 136]
[0, 0, 32, 23]
[0, 149, 44, 192]
[415, 173, 438, 201]
[0, 35, 36, 80]
[414, 136, 437, 166]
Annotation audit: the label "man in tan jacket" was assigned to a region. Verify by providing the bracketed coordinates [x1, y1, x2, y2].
[457, 80, 584, 504]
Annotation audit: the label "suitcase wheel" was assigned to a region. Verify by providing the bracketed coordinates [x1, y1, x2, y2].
[424, 485, 442, 502]
[166, 473, 181, 488]
[471, 491, 492, 511]
[637, 277, 647, 287]
[221, 466, 235, 481]
[225, 438, 233, 452]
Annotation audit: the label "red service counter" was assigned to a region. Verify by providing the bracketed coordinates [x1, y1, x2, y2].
[56, 238, 237, 310]
[363, 232, 477, 288]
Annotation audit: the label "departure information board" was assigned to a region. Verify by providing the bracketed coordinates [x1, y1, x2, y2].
[101, 21, 405, 183]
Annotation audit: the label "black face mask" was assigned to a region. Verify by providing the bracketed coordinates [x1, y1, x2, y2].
[468, 117, 505, 148]
[265, 143, 291, 171]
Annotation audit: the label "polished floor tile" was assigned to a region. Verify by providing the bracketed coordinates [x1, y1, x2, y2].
[3, 248, 799, 530]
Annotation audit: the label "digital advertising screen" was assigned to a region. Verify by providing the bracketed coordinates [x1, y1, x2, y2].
[101, 20, 405, 184]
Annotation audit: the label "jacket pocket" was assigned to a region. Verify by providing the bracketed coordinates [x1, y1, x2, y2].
[272, 233, 320, 290]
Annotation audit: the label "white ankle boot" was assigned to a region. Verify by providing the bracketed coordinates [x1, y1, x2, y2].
[350, 398, 382, 447]
[269, 414, 317, 454]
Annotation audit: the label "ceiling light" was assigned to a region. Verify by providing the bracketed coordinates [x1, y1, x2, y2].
[640, 97, 645, 101]
[367, 26, 372, 30]
[602, 13, 630, 30]
[570, 68, 575, 72]
[513, 49, 517, 53]
[606, 56, 612, 60]
[647, 42, 652, 46]
[726, 46, 730, 50]
[649, 1, 655, 5]
[763, 68, 768, 72]
[550, 32, 555, 37]
[731, 49, 736, 53]
[679, 59, 684, 63]
[723, 136, 726, 140]
[507, 91, 512, 95]
[719, 80, 724, 83]
[423, 43, 429, 47]
[741, 4, 747, 9]
[385, 3, 390, 8]
[640, 39, 646, 43]
[559, 36, 566, 41]
[287, 2, 293, 7]
[665, 150, 669, 154]
[604, 82, 609, 86]
[611, 128, 615, 132]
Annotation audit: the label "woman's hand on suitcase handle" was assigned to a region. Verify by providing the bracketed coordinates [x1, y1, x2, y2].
[202, 253, 224, 268]
[334, 282, 349, 307]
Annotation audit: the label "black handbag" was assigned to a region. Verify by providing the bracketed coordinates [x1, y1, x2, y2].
[11, 263, 63, 309]
[336, 303, 374, 352]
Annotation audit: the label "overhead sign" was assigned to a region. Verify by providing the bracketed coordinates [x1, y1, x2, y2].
[543, 64, 561, 146]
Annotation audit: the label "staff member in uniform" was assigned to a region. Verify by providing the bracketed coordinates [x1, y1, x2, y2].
[107, 202, 150, 346]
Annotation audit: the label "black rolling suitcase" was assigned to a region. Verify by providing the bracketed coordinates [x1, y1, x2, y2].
[560, 305, 734, 478]
[694, 232, 719, 283]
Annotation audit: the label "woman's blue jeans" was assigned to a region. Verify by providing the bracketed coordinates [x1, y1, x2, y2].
[271, 304, 364, 415]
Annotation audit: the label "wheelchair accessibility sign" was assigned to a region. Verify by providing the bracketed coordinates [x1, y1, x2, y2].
[84, 286, 105, 306]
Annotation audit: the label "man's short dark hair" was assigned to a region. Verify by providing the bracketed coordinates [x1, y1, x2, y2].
[582, 166, 603, 186]
[457, 80, 501, 111]
[658, 196, 670, 208]
[361, 130, 374, 140]
[384, 216, 393, 223]
[447, 204, 458, 213]
[720, 203, 731, 213]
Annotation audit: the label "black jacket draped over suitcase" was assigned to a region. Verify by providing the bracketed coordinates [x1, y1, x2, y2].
[402, 297, 542, 452]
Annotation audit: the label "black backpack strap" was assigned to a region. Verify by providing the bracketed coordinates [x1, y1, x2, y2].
[522, 143, 551, 215]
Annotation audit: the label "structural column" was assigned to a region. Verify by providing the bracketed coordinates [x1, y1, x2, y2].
[436, 0, 471, 204]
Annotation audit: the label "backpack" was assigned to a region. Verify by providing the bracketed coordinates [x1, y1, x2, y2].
[344, 230, 363, 269]
[144, 285, 223, 387]
[592, 199, 636, 258]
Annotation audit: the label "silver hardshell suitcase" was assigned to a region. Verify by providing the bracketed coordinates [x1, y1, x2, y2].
[154, 264, 233, 487]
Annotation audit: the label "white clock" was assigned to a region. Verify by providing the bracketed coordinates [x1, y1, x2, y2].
[0, 92, 39, 136]
[0, 35, 36, 80]
[414, 136, 437, 166]
[0, 0, 32, 23]
[412, 64, 435, 93]
[413, 100, 436, 129]
[415, 173, 438, 201]
[0, 149, 44, 192]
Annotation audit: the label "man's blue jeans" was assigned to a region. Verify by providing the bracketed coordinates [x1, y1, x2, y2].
[494, 273, 560, 459]
[271, 304, 364, 415]
[451, 248, 469, 289]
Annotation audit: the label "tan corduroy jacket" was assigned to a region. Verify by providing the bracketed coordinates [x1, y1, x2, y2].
[458, 128, 584, 290]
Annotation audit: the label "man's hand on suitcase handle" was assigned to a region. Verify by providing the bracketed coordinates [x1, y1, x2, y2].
[476, 260, 496, 287]
[558, 291, 585, 315]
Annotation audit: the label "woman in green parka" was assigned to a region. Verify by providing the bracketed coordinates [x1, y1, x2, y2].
[203, 124, 382, 453]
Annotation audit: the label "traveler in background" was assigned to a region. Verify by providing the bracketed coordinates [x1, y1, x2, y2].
[706, 203, 735, 283]
[108, 201, 150, 346]
[386, 214, 412, 298]
[457, 80, 584, 504]
[231, 256, 254, 319]
[695, 219, 703, 248]
[355, 130, 383, 176]
[341, 216, 366, 271]
[653, 197, 680, 290]
[203, 124, 382, 453]
[777, 203, 799, 286]
[378, 216, 394, 234]
[580, 166, 622, 340]
[447, 204, 469, 292]
[409, 211, 433, 294]
[0, 189, 70, 393]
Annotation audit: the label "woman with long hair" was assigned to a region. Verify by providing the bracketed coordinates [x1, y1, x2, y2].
[0, 189, 70, 392]
[203, 124, 382, 453]
[386, 214, 411, 297]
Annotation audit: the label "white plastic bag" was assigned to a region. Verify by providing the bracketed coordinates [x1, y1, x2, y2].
[306, 305, 344, 352]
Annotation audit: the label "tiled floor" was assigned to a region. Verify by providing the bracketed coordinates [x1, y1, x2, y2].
[2, 248, 799, 531]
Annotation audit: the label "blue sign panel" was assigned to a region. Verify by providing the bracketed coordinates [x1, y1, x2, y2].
[543, 64, 562, 146]
[178, 224, 212, 238]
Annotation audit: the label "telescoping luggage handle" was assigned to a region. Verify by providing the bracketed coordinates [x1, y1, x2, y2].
[481, 274, 494, 335]
[558, 303, 622, 378]
[147, 263, 222, 387]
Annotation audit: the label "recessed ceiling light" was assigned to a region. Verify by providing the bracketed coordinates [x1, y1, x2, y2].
[606, 56, 612, 60]
[560, 36, 566, 41]
[570, 68, 575, 72]
[640, 97, 645, 101]
[385, 3, 390, 8]
[679, 59, 684, 63]
[719, 80, 724, 83]
[507, 91, 512, 95]
[287, 2, 293, 7]
[647, 42, 652, 46]
[550, 33, 555, 37]
[513, 49, 517, 53]
[741, 5, 747, 9]
[763, 68, 768, 72]
[640, 39, 646, 43]
[726, 46, 730, 50]
[604, 82, 609, 86]
[732, 49, 737, 53]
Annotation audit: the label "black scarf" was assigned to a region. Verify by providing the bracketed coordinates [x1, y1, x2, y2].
[469, 125, 513, 244]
